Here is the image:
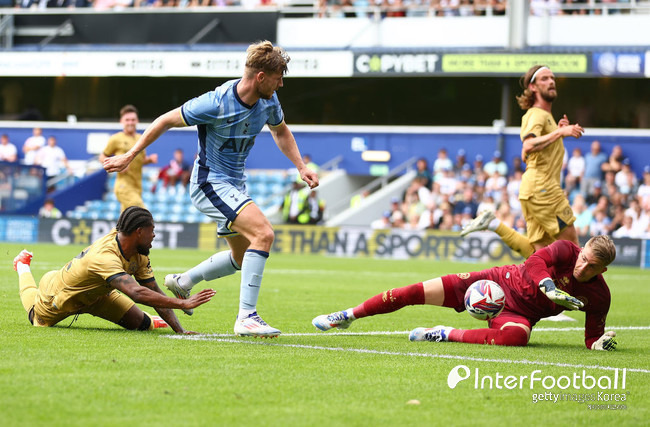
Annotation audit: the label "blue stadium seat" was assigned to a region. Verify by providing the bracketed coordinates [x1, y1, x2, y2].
[142, 180, 155, 193]
[269, 183, 285, 194]
[185, 213, 201, 223]
[68, 210, 84, 219]
[168, 213, 182, 223]
[155, 192, 170, 203]
[269, 173, 286, 184]
[151, 202, 169, 216]
[105, 210, 119, 221]
[106, 201, 120, 212]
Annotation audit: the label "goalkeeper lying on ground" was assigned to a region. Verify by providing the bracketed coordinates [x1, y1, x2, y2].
[313, 235, 618, 351]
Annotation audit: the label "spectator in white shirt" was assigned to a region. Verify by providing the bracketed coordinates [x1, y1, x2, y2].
[435, 167, 457, 196]
[0, 134, 18, 163]
[637, 166, 650, 206]
[612, 214, 640, 238]
[484, 170, 507, 204]
[614, 158, 637, 196]
[36, 136, 71, 182]
[507, 170, 522, 215]
[433, 148, 453, 175]
[22, 127, 46, 166]
[589, 209, 611, 236]
[565, 147, 585, 194]
[483, 150, 508, 177]
[371, 210, 392, 230]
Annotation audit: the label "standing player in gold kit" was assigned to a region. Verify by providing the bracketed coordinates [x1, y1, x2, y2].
[461, 65, 585, 258]
[100, 105, 158, 211]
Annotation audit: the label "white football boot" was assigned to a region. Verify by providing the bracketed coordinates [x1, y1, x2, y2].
[164, 274, 193, 316]
[460, 209, 496, 237]
[234, 312, 281, 338]
[409, 326, 454, 342]
[312, 310, 354, 331]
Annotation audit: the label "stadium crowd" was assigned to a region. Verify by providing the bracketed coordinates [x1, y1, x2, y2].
[4, 0, 635, 15]
[372, 142, 650, 239]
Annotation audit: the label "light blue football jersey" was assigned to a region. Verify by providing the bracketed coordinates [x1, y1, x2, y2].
[180, 79, 284, 187]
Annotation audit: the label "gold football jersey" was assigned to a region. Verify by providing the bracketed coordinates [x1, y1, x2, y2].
[103, 131, 147, 192]
[44, 230, 154, 314]
[519, 107, 565, 200]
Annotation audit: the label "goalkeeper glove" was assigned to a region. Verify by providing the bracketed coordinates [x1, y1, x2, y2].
[591, 331, 617, 351]
[538, 278, 584, 310]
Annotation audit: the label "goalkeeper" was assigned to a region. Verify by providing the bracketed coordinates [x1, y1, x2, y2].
[313, 235, 618, 351]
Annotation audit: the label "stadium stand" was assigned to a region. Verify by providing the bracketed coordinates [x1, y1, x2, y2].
[65, 168, 296, 222]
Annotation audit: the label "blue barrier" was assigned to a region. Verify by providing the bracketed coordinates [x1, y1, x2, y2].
[1, 123, 649, 179]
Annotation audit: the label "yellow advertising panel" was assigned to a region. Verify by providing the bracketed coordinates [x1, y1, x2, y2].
[442, 54, 588, 74]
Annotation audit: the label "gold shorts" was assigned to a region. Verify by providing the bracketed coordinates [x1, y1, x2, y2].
[32, 271, 135, 327]
[520, 190, 575, 246]
[115, 184, 145, 211]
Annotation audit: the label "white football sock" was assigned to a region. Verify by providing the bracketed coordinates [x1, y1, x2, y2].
[238, 250, 268, 317]
[16, 262, 31, 275]
[488, 218, 501, 232]
[181, 251, 240, 291]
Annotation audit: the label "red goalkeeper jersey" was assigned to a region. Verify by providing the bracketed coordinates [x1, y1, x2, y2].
[492, 240, 610, 348]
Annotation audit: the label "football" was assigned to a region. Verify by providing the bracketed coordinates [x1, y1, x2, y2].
[464, 280, 506, 320]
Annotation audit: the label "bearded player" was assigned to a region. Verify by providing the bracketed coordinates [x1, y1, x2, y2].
[313, 235, 618, 351]
[461, 65, 584, 259]
[13, 207, 215, 333]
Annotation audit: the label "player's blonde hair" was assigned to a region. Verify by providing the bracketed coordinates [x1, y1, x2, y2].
[516, 64, 547, 110]
[245, 40, 290, 76]
[586, 235, 617, 267]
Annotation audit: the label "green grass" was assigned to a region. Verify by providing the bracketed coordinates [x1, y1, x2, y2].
[1, 243, 648, 426]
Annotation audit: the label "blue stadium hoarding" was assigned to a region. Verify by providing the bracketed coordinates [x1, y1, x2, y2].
[592, 52, 646, 77]
[0, 215, 38, 243]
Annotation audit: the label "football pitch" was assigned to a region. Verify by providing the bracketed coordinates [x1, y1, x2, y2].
[1, 242, 648, 426]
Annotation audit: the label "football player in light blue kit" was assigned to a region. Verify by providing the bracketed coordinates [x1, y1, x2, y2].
[103, 41, 319, 337]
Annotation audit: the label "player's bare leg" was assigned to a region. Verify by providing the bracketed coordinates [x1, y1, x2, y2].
[555, 224, 579, 246]
[117, 305, 168, 330]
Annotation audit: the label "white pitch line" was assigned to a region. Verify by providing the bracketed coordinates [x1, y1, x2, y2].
[170, 326, 650, 339]
[535, 326, 650, 332]
[165, 335, 650, 374]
